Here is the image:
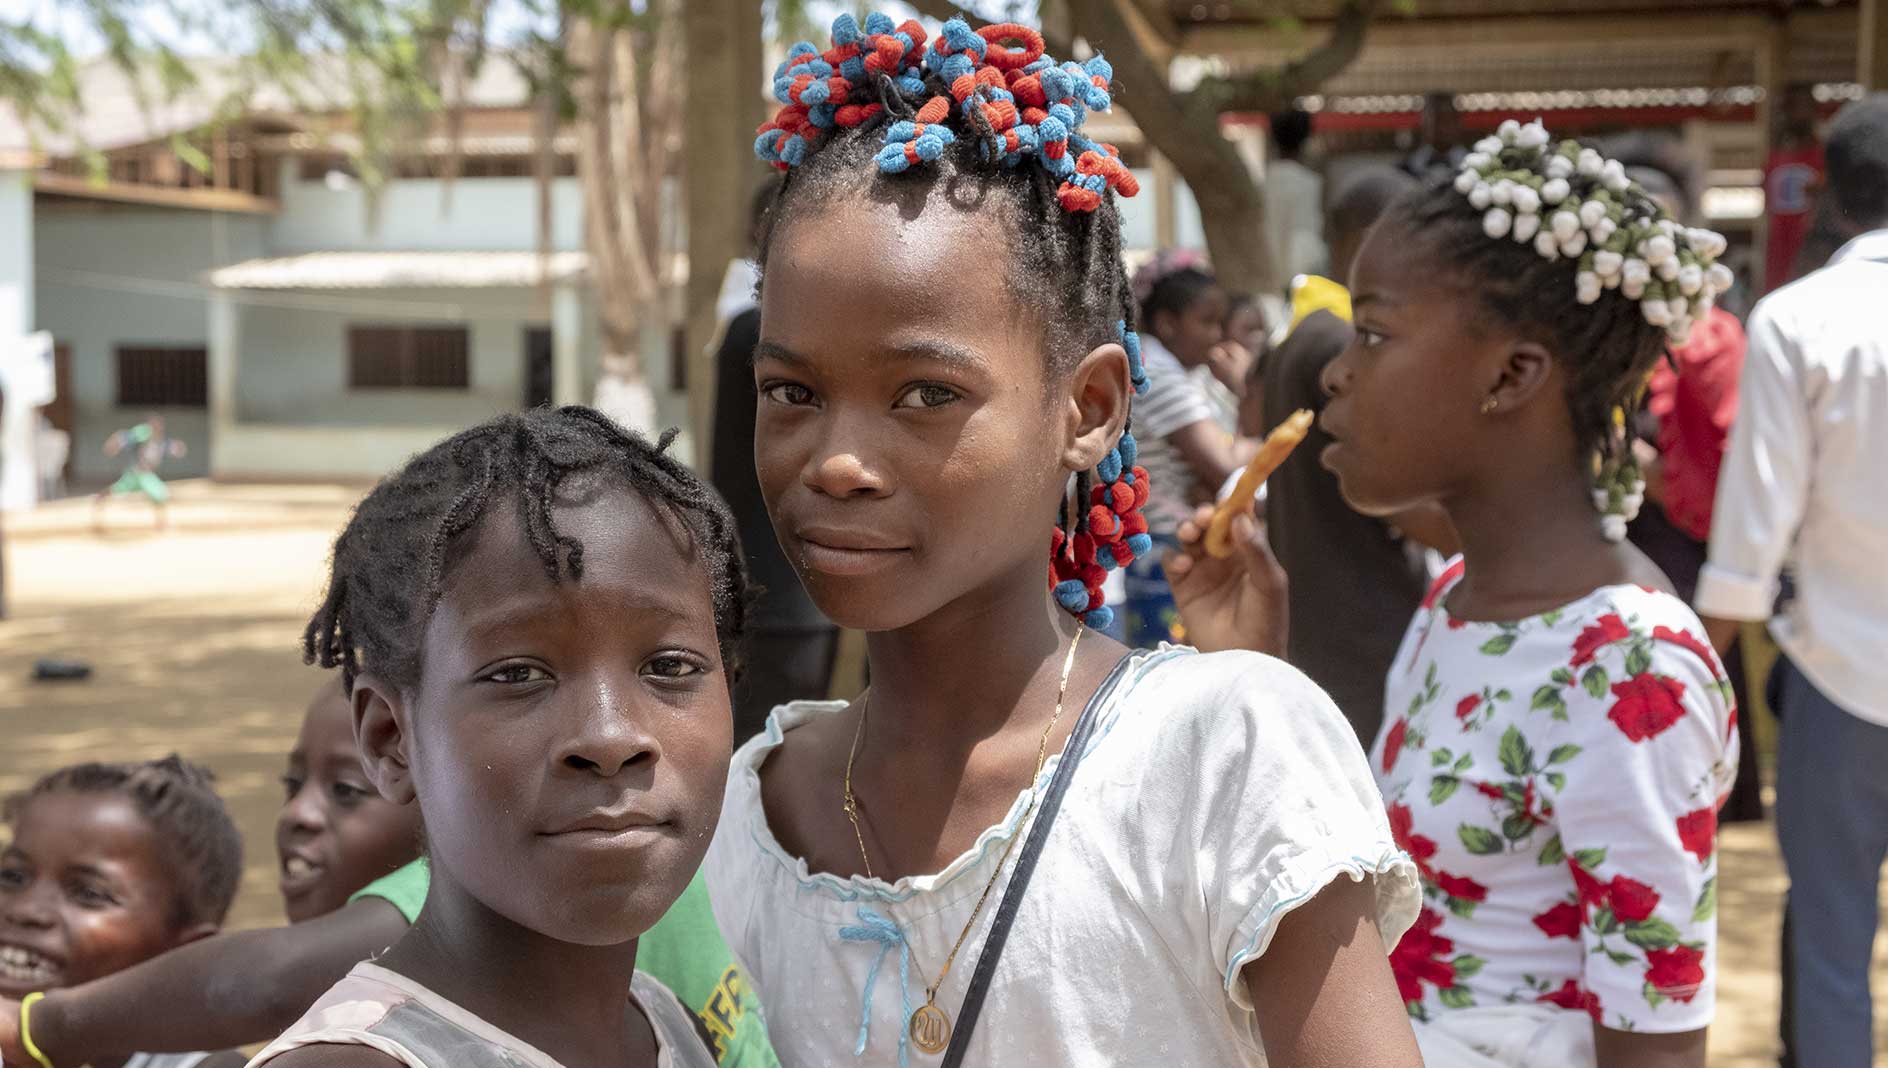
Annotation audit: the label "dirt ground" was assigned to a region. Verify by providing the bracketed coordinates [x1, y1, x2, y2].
[2, 481, 1883, 1065]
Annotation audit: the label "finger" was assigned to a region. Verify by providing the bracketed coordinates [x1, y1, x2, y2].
[1164, 550, 1194, 579]
[1230, 513, 1286, 589]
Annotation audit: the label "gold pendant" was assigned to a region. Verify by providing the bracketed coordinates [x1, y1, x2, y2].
[909, 1001, 951, 1054]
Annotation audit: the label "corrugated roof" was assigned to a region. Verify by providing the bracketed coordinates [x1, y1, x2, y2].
[207, 251, 588, 290]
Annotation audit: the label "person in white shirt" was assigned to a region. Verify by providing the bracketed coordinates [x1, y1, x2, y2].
[1694, 93, 1888, 1068]
[1263, 109, 1328, 284]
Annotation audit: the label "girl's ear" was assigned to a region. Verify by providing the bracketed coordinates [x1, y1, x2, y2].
[1062, 341, 1132, 473]
[1485, 338, 1557, 413]
[352, 675, 418, 806]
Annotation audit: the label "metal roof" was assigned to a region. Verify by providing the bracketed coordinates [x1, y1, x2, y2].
[206, 251, 589, 290]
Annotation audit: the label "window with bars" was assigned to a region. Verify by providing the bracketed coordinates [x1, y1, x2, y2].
[115, 346, 208, 408]
[348, 325, 471, 390]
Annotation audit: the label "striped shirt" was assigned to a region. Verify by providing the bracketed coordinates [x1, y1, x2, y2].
[1133, 336, 1219, 536]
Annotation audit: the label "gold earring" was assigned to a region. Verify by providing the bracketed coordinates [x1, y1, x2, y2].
[1480, 395, 1499, 415]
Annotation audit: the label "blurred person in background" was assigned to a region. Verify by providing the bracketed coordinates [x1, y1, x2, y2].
[1696, 94, 1888, 1068]
[1401, 91, 1466, 178]
[1263, 107, 1328, 285]
[1762, 83, 1824, 294]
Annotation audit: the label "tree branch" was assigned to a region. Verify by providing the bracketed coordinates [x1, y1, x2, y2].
[903, 0, 1073, 60]
[1187, 0, 1383, 114]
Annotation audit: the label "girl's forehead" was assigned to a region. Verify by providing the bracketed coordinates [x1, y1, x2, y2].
[761, 200, 1043, 369]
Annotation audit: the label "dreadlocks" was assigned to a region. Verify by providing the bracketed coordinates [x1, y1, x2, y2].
[303, 406, 748, 693]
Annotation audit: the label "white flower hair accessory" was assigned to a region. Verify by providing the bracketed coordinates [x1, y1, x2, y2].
[1455, 119, 1734, 346]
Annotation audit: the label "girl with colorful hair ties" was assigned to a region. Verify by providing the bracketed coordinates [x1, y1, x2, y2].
[1171, 121, 1740, 1067]
[707, 14, 1423, 1066]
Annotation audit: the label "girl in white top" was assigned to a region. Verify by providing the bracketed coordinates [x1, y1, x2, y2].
[716, 12, 1422, 1067]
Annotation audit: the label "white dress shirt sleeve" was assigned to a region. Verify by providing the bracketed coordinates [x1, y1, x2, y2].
[1695, 300, 1813, 621]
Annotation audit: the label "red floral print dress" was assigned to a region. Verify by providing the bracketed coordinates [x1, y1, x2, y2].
[1371, 558, 1738, 1034]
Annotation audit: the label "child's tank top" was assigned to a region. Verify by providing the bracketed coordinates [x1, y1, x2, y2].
[246, 961, 716, 1068]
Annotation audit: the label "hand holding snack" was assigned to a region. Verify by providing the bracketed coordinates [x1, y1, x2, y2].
[1205, 409, 1313, 558]
[1168, 503, 1288, 657]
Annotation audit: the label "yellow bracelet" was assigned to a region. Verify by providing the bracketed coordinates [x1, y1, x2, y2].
[19, 991, 57, 1068]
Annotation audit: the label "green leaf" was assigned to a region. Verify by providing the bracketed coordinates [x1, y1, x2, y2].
[1537, 835, 1566, 866]
[1494, 688, 1513, 701]
[1582, 665, 1610, 699]
[1574, 847, 1608, 870]
[1692, 878, 1718, 922]
[1454, 753, 1473, 773]
[1500, 783, 1527, 806]
[1428, 776, 1461, 806]
[1502, 813, 1539, 841]
[1546, 771, 1567, 790]
[1459, 824, 1504, 855]
[1424, 661, 1437, 689]
[1446, 895, 1479, 919]
[1625, 642, 1652, 676]
[1450, 955, 1486, 979]
[1530, 684, 1562, 711]
[1551, 667, 1575, 686]
[1592, 907, 1620, 934]
[1407, 692, 1425, 716]
[1541, 609, 1564, 626]
[1499, 726, 1532, 776]
[1624, 918, 1681, 950]
[1644, 981, 1668, 1008]
[1438, 985, 1475, 1009]
[1546, 744, 1583, 765]
[1480, 633, 1517, 656]
[1607, 948, 1638, 966]
[1432, 748, 1453, 767]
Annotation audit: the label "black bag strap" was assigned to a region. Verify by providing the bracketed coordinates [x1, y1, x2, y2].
[940, 651, 1138, 1066]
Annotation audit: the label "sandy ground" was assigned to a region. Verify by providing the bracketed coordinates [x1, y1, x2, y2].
[2, 480, 1884, 1064]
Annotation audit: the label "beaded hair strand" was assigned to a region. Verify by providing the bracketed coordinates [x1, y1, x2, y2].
[755, 13, 1152, 629]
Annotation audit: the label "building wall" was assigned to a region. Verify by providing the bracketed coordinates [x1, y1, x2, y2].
[233, 286, 550, 425]
[269, 163, 586, 254]
[34, 205, 268, 484]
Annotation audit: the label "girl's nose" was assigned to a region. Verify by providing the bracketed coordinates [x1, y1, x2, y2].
[1320, 352, 1354, 399]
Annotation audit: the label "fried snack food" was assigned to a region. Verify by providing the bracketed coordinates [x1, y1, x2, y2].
[1205, 409, 1314, 558]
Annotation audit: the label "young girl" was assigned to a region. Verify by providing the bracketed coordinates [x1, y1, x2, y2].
[278, 680, 424, 923]
[1123, 257, 1254, 645]
[247, 407, 745, 1068]
[3, 756, 245, 1068]
[1176, 121, 1740, 1067]
[708, 14, 1421, 1066]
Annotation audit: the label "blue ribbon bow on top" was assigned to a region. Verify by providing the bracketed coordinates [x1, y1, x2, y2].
[838, 905, 917, 1068]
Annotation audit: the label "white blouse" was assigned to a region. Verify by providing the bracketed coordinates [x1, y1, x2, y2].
[703, 647, 1418, 1066]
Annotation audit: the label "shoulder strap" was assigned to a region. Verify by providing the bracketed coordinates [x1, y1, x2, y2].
[940, 651, 1139, 1066]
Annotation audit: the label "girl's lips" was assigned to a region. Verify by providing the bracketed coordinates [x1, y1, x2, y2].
[278, 852, 328, 898]
[798, 540, 910, 577]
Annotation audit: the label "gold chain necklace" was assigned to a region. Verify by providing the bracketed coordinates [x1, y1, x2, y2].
[841, 622, 1085, 1055]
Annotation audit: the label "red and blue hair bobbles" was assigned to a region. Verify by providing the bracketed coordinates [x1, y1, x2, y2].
[1048, 321, 1155, 628]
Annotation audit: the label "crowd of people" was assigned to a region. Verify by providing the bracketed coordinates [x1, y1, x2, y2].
[3, 11, 1885, 1068]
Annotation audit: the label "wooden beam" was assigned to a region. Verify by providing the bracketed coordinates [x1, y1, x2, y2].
[1181, 10, 1819, 65]
[32, 172, 279, 215]
[1864, 0, 1888, 90]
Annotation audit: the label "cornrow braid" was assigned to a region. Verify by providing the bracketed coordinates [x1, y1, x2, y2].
[753, 13, 1152, 629]
[303, 406, 748, 694]
[6, 755, 242, 929]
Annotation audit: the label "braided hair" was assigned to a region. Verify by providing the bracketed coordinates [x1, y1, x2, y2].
[1380, 170, 1668, 476]
[752, 14, 1152, 628]
[303, 406, 748, 694]
[6, 755, 242, 930]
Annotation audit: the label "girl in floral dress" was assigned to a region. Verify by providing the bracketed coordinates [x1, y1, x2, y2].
[1172, 121, 1739, 1067]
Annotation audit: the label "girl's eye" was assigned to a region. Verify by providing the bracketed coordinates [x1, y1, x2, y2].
[332, 782, 373, 806]
[68, 879, 116, 909]
[0, 865, 27, 890]
[281, 775, 304, 801]
[892, 383, 962, 410]
[483, 664, 552, 685]
[1357, 327, 1388, 348]
[762, 382, 816, 407]
[643, 654, 706, 679]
